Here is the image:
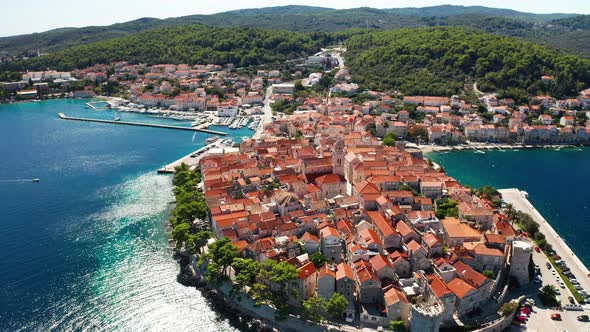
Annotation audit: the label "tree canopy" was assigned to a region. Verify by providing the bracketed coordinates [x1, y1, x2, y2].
[345, 27, 590, 98]
[3, 25, 333, 72]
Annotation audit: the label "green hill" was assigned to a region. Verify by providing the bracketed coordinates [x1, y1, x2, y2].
[345, 27, 590, 100]
[1, 5, 587, 58]
[3, 25, 331, 71]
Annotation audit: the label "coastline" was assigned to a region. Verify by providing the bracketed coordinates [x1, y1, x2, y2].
[420, 143, 584, 154]
[498, 188, 590, 299]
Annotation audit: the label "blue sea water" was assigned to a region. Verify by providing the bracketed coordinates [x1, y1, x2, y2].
[429, 148, 590, 267]
[0, 99, 247, 331]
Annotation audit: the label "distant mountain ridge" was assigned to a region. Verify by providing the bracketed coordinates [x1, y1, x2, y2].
[0, 5, 589, 58]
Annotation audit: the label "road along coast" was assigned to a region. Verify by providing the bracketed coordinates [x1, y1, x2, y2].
[499, 188, 590, 296]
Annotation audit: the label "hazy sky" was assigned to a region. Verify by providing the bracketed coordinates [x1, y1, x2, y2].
[1, 0, 589, 37]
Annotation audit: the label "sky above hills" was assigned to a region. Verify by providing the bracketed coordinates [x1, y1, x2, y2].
[1, 0, 589, 37]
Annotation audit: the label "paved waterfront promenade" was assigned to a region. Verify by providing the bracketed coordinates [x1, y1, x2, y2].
[252, 86, 273, 140]
[499, 188, 590, 295]
[157, 140, 224, 174]
[420, 143, 580, 154]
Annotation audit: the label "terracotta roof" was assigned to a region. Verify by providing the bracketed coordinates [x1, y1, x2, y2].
[298, 261, 317, 280]
[355, 262, 380, 284]
[428, 274, 453, 298]
[336, 262, 355, 281]
[396, 220, 416, 238]
[446, 278, 476, 299]
[384, 287, 408, 306]
[484, 233, 505, 245]
[422, 233, 442, 248]
[319, 225, 340, 239]
[442, 217, 482, 239]
[406, 239, 426, 254]
[300, 231, 319, 243]
[359, 228, 383, 246]
[474, 243, 504, 257]
[368, 211, 397, 238]
[315, 173, 345, 186]
[319, 265, 336, 279]
[354, 181, 380, 194]
[370, 254, 394, 271]
[453, 260, 489, 288]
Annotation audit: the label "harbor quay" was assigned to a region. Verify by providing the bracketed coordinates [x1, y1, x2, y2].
[57, 113, 228, 135]
[499, 188, 590, 294]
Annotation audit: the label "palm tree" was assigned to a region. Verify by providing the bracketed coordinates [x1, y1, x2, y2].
[505, 203, 516, 224]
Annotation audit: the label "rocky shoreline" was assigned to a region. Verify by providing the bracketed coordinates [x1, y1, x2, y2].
[173, 249, 281, 332]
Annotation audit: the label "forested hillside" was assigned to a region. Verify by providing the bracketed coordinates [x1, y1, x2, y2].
[1, 6, 588, 58]
[345, 27, 590, 99]
[2, 25, 333, 71]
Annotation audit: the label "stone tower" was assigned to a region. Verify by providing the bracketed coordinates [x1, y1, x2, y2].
[410, 302, 444, 332]
[332, 139, 345, 176]
[510, 239, 534, 286]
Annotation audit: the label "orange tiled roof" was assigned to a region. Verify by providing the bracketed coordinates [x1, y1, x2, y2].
[446, 277, 476, 299]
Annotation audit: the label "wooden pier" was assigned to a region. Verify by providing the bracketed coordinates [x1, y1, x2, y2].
[57, 113, 227, 135]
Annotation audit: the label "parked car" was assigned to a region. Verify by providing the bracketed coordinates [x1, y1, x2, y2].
[564, 304, 584, 311]
[535, 246, 541, 253]
[551, 313, 562, 320]
[577, 315, 589, 322]
[569, 296, 575, 304]
[546, 262, 552, 269]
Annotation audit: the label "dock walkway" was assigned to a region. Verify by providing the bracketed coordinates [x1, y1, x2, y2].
[57, 113, 227, 135]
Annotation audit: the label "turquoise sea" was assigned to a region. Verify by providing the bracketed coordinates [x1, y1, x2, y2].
[430, 148, 590, 267]
[0, 99, 247, 331]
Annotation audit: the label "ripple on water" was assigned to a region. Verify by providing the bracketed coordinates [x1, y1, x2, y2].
[31, 173, 238, 332]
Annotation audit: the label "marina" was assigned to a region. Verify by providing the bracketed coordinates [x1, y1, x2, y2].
[57, 113, 228, 135]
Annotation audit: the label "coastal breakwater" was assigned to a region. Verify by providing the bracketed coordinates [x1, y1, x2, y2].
[57, 113, 228, 135]
[499, 188, 590, 295]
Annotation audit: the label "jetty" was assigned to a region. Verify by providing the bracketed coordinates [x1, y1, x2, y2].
[57, 113, 227, 135]
[157, 139, 225, 174]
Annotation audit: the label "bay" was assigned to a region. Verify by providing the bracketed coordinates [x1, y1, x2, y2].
[429, 148, 590, 267]
[0, 99, 247, 331]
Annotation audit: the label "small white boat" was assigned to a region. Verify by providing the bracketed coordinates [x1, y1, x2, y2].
[113, 117, 121, 121]
[521, 191, 529, 198]
[32, 178, 40, 183]
[474, 150, 486, 154]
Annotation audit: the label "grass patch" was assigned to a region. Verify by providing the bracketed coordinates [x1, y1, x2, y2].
[510, 211, 585, 303]
[547, 256, 585, 304]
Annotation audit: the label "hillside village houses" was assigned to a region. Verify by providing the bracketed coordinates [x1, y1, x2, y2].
[3, 62, 590, 145]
